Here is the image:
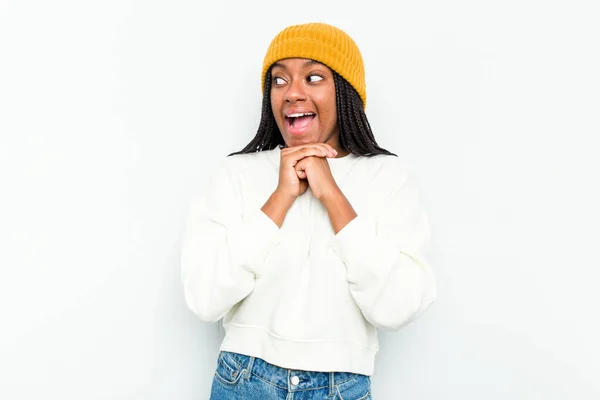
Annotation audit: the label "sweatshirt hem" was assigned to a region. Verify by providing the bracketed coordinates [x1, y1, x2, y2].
[221, 323, 377, 376]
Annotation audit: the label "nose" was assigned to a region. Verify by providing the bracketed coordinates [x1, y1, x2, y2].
[284, 78, 306, 103]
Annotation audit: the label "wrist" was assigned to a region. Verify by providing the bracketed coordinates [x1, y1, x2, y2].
[273, 188, 297, 206]
[261, 189, 295, 228]
[320, 188, 357, 233]
[318, 185, 342, 204]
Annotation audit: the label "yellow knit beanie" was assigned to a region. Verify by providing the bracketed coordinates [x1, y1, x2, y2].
[262, 22, 367, 108]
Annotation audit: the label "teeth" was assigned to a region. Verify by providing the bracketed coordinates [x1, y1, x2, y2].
[288, 112, 315, 118]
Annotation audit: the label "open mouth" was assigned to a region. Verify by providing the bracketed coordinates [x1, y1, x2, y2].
[286, 112, 316, 131]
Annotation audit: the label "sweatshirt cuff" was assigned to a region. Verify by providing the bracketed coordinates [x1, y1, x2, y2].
[227, 208, 281, 278]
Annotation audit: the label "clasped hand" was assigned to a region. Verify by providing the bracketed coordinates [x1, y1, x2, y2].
[277, 144, 340, 201]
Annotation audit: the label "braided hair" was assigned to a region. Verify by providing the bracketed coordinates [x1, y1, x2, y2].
[229, 67, 396, 157]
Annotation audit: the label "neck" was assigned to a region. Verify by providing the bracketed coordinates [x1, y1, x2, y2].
[324, 133, 349, 158]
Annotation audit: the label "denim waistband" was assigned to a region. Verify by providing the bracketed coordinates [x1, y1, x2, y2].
[220, 351, 363, 393]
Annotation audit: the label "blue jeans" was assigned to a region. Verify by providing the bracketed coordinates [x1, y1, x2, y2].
[210, 351, 372, 399]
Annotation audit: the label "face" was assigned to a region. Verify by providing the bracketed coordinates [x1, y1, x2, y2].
[269, 58, 341, 151]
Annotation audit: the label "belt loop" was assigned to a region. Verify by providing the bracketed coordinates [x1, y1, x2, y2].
[245, 356, 255, 381]
[329, 372, 335, 396]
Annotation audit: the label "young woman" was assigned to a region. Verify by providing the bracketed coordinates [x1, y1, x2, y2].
[181, 22, 437, 400]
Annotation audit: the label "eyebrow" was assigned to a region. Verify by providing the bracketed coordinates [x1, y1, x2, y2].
[271, 59, 323, 70]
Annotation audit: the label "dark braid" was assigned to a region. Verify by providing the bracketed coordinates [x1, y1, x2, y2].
[229, 68, 395, 157]
[333, 72, 395, 156]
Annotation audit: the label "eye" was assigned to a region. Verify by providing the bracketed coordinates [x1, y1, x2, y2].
[273, 76, 286, 85]
[307, 74, 323, 83]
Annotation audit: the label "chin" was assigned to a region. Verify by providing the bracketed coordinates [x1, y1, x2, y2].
[284, 136, 315, 147]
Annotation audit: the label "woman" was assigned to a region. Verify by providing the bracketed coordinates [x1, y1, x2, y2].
[181, 22, 437, 400]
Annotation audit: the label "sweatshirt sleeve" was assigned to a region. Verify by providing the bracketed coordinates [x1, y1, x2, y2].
[180, 159, 281, 322]
[329, 168, 437, 331]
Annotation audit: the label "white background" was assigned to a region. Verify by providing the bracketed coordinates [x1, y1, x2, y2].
[1, 0, 599, 399]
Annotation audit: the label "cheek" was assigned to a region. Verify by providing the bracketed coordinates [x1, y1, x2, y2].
[317, 94, 337, 126]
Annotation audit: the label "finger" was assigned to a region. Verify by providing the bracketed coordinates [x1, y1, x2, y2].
[284, 145, 326, 158]
[283, 144, 337, 159]
[282, 147, 327, 166]
[317, 144, 337, 157]
[310, 144, 337, 157]
[311, 143, 337, 157]
[295, 157, 310, 173]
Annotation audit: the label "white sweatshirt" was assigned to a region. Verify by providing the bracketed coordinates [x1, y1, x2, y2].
[181, 146, 436, 376]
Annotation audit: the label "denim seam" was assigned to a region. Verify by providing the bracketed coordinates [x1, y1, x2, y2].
[250, 371, 288, 390]
[214, 369, 244, 387]
[218, 354, 238, 378]
[329, 372, 335, 397]
[290, 386, 334, 392]
[223, 352, 245, 370]
[333, 376, 356, 386]
[357, 391, 372, 400]
[245, 357, 255, 381]
[335, 377, 371, 400]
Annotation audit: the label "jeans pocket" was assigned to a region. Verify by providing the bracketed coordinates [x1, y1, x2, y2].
[214, 351, 245, 386]
[335, 374, 372, 400]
